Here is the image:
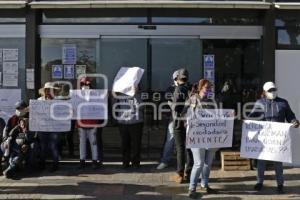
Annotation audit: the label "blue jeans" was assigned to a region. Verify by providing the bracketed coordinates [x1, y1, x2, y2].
[160, 121, 175, 164]
[189, 148, 215, 190]
[257, 160, 284, 186]
[38, 132, 59, 164]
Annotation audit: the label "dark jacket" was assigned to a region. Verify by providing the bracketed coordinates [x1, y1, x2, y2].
[172, 83, 190, 130]
[248, 97, 297, 123]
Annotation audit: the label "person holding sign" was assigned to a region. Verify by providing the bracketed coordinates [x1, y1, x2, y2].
[37, 82, 61, 172]
[76, 77, 100, 169]
[185, 79, 218, 199]
[248, 81, 299, 194]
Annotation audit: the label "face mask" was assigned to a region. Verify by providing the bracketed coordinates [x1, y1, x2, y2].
[174, 81, 178, 86]
[203, 90, 210, 97]
[81, 86, 90, 90]
[15, 110, 26, 117]
[265, 91, 277, 100]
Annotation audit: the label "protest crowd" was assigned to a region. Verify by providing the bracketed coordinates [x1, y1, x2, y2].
[0, 67, 299, 199]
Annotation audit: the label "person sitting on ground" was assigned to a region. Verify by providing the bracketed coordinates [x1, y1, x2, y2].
[2, 118, 37, 178]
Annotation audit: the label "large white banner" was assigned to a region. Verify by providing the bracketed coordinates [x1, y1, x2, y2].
[112, 67, 144, 97]
[186, 108, 234, 149]
[29, 100, 71, 132]
[0, 89, 21, 123]
[69, 89, 108, 120]
[240, 120, 293, 163]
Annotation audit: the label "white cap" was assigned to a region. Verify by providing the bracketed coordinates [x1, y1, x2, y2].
[263, 81, 276, 91]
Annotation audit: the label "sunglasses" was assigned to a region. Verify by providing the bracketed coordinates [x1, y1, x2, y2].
[267, 88, 277, 92]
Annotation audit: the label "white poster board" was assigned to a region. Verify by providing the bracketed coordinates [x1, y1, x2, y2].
[112, 67, 144, 96]
[0, 89, 21, 123]
[69, 89, 108, 120]
[240, 120, 293, 163]
[186, 108, 234, 149]
[62, 44, 76, 65]
[29, 100, 71, 132]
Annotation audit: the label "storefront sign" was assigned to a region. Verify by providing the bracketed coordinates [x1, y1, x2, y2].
[186, 108, 234, 149]
[0, 89, 21, 123]
[62, 44, 76, 65]
[240, 120, 293, 163]
[69, 89, 108, 120]
[204, 54, 215, 99]
[29, 100, 71, 132]
[3, 62, 18, 87]
[112, 67, 144, 96]
[64, 65, 74, 79]
[76, 65, 86, 78]
[52, 65, 63, 79]
[2, 49, 18, 61]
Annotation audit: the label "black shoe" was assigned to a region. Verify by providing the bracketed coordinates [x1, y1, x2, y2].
[122, 163, 130, 169]
[78, 160, 86, 169]
[200, 185, 218, 194]
[277, 185, 284, 194]
[92, 160, 98, 169]
[188, 190, 198, 199]
[132, 163, 140, 169]
[49, 164, 59, 173]
[254, 183, 263, 191]
[3, 168, 13, 179]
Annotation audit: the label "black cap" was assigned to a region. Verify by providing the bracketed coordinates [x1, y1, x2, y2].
[15, 100, 28, 110]
[177, 68, 189, 80]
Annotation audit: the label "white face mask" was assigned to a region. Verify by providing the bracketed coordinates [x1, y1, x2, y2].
[174, 81, 178, 86]
[15, 110, 26, 117]
[265, 91, 277, 100]
[81, 86, 90, 90]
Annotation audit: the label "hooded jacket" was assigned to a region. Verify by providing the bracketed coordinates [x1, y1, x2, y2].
[248, 97, 297, 123]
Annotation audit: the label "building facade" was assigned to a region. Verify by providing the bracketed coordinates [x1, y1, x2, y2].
[1, 0, 300, 161]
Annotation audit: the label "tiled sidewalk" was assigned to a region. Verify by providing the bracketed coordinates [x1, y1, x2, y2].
[0, 162, 300, 199]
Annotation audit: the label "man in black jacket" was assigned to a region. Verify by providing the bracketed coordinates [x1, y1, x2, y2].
[171, 68, 193, 183]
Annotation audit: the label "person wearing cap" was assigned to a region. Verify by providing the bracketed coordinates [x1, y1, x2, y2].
[76, 77, 100, 169]
[37, 82, 60, 172]
[248, 81, 299, 194]
[157, 70, 179, 170]
[2, 101, 29, 142]
[171, 68, 193, 183]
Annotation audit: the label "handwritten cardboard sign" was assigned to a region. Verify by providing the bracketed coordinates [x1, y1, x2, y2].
[29, 100, 71, 132]
[186, 108, 234, 149]
[240, 120, 292, 163]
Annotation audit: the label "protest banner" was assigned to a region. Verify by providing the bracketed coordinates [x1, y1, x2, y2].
[69, 89, 108, 120]
[112, 67, 144, 96]
[240, 120, 292, 163]
[186, 108, 234, 149]
[29, 100, 71, 132]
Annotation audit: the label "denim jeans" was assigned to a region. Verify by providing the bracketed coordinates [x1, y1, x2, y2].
[160, 121, 175, 164]
[79, 127, 98, 161]
[257, 160, 284, 186]
[189, 148, 215, 190]
[38, 132, 59, 164]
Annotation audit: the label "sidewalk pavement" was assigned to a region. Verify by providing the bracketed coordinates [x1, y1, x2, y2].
[0, 162, 300, 200]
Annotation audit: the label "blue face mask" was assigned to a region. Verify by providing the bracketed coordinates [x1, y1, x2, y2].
[203, 90, 210, 97]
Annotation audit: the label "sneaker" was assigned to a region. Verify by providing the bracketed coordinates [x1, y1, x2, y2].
[3, 168, 12, 179]
[200, 185, 217, 194]
[277, 185, 284, 194]
[156, 163, 168, 170]
[171, 173, 184, 184]
[254, 183, 263, 191]
[184, 173, 191, 182]
[78, 160, 86, 169]
[188, 190, 198, 199]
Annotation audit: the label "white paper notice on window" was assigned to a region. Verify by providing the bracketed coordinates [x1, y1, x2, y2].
[112, 67, 144, 97]
[3, 62, 18, 87]
[26, 68, 35, 89]
[2, 49, 18, 61]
